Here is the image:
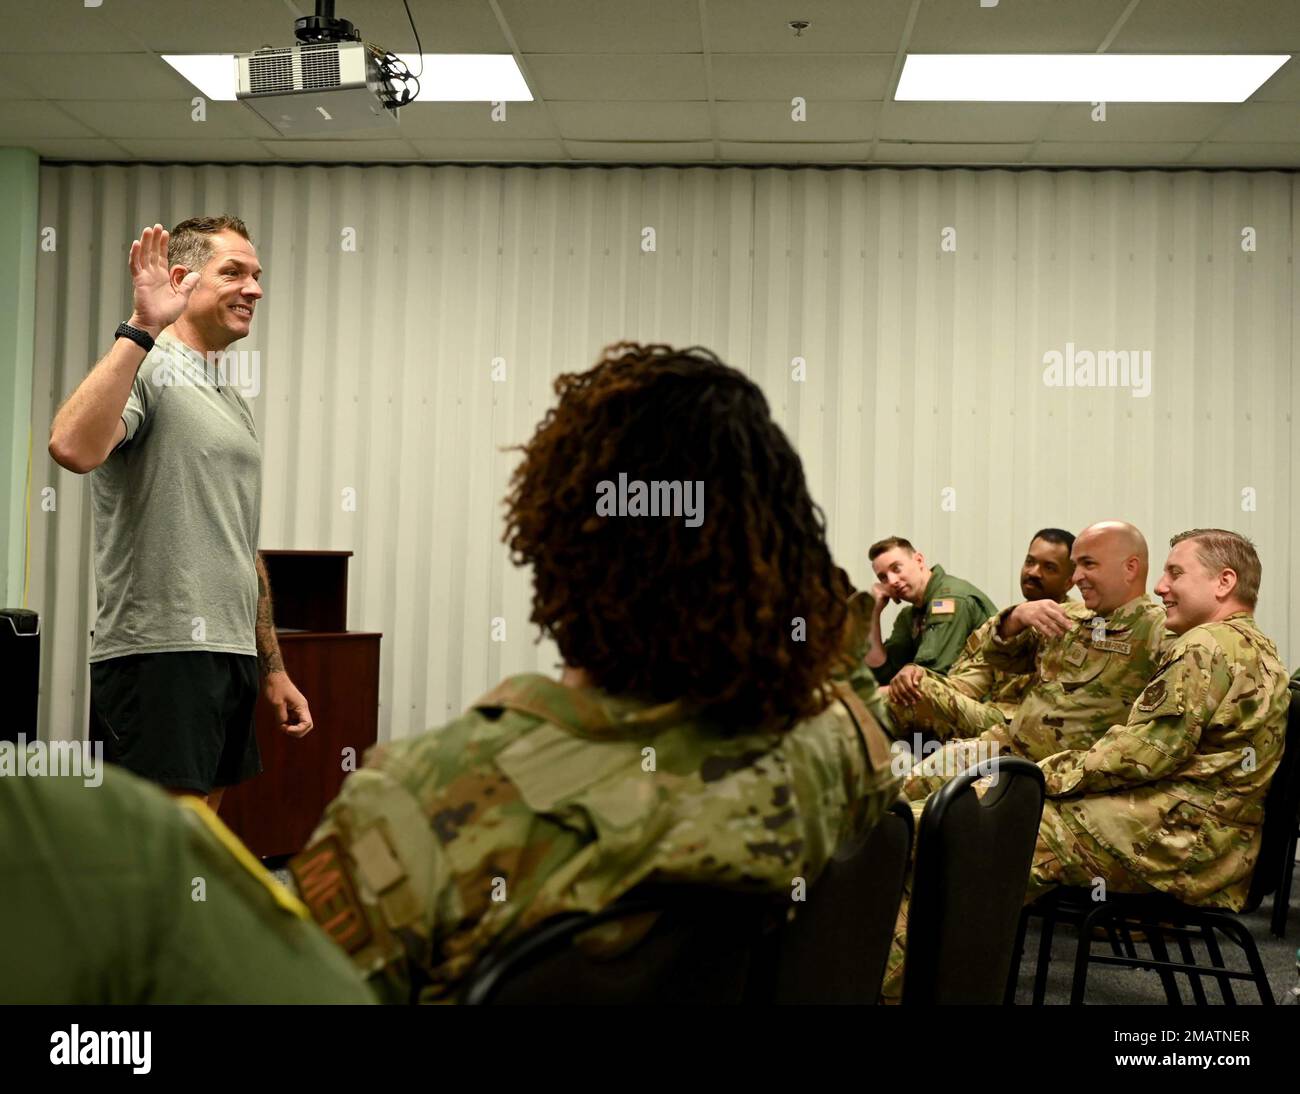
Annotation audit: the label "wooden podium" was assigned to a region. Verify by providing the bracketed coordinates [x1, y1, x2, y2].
[219, 550, 381, 861]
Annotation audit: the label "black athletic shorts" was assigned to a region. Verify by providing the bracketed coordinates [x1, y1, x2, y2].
[90, 651, 262, 795]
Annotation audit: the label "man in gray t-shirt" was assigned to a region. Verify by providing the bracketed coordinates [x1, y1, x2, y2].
[49, 217, 314, 814]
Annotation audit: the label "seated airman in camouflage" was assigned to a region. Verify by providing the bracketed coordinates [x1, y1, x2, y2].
[885, 528, 1077, 745]
[883, 529, 1289, 1000]
[290, 342, 900, 1003]
[904, 520, 1167, 800]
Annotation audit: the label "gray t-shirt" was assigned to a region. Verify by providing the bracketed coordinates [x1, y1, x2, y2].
[89, 331, 262, 663]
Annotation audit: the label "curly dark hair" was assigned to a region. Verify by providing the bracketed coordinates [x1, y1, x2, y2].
[503, 341, 854, 732]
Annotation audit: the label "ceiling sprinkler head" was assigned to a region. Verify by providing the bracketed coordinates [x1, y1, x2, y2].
[788, 20, 810, 37]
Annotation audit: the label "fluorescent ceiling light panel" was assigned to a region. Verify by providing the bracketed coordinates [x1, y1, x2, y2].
[163, 54, 238, 100]
[163, 53, 532, 102]
[895, 54, 1290, 102]
[394, 55, 533, 101]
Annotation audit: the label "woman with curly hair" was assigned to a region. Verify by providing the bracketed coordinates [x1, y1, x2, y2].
[293, 342, 899, 1003]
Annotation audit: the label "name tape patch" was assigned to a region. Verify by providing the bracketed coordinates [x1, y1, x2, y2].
[288, 834, 374, 955]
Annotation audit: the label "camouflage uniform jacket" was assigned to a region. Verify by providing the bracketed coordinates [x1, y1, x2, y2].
[291, 672, 900, 1002]
[1039, 612, 1289, 910]
[941, 615, 1032, 719]
[981, 596, 1167, 759]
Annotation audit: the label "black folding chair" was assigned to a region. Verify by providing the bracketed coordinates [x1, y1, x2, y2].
[755, 797, 915, 1004]
[903, 756, 1046, 1005]
[459, 885, 775, 1005]
[1018, 689, 1300, 1005]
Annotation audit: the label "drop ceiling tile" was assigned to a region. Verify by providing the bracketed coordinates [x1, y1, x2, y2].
[878, 102, 1055, 143]
[57, 99, 282, 139]
[562, 139, 715, 161]
[0, 101, 99, 139]
[1109, 0, 1300, 51]
[909, 0, 1133, 51]
[5, 53, 198, 101]
[326, 1, 508, 52]
[0, 7, 151, 51]
[720, 141, 873, 163]
[524, 54, 708, 100]
[1039, 103, 1234, 142]
[908, 0, 1135, 51]
[392, 102, 555, 139]
[1212, 103, 1300, 142]
[113, 138, 271, 161]
[1028, 141, 1199, 165]
[1187, 142, 1300, 167]
[496, 0, 702, 53]
[712, 54, 894, 100]
[550, 101, 711, 140]
[716, 101, 878, 141]
[96, 0, 312, 53]
[873, 141, 1033, 164]
[408, 138, 567, 161]
[261, 140, 420, 161]
[25, 139, 134, 161]
[707, 0, 915, 53]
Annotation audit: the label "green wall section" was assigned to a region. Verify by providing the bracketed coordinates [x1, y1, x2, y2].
[0, 148, 38, 609]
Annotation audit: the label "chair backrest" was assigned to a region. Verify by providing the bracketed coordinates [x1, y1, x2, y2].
[459, 886, 775, 1005]
[1245, 689, 1300, 909]
[903, 756, 1046, 1005]
[759, 797, 915, 1004]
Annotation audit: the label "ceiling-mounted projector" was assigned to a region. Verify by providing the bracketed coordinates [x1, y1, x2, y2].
[235, 0, 420, 136]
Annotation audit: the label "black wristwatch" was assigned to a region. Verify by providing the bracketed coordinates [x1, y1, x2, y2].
[115, 321, 156, 354]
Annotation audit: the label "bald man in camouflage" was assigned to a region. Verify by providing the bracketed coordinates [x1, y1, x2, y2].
[883, 528, 1288, 1000]
[904, 520, 1167, 799]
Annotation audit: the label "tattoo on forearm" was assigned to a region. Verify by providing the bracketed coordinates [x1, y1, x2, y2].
[255, 560, 285, 676]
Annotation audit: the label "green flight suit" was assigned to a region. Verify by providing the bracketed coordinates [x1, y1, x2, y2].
[0, 763, 376, 1004]
[872, 564, 997, 684]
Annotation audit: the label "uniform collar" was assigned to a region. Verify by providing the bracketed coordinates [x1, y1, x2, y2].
[474, 673, 699, 741]
[918, 564, 946, 606]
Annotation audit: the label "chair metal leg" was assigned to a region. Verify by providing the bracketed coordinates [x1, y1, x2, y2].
[1034, 905, 1058, 1006]
[1005, 907, 1030, 1005]
[1173, 925, 1209, 1005]
[1071, 905, 1107, 1005]
[1214, 916, 1275, 1005]
[1144, 921, 1183, 1005]
[1199, 923, 1237, 1005]
[1271, 823, 1298, 939]
[1115, 920, 1139, 960]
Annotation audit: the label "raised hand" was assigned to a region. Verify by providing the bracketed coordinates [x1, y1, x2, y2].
[128, 224, 200, 336]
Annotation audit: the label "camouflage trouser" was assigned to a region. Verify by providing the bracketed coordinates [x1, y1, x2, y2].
[902, 724, 1017, 801]
[880, 800, 1156, 1002]
[886, 674, 1008, 745]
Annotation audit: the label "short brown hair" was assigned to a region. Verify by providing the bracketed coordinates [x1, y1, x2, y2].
[1170, 528, 1261, 609]
[869, 536, 915, 562]
[168, 215, 252, 275]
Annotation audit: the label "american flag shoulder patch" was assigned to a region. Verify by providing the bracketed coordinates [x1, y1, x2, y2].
[930, 598, 957, 615]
